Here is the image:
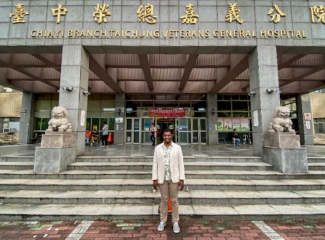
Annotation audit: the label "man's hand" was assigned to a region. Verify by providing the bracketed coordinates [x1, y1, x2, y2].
[178, 180, 184, 191]
[153, 180, 158, 190]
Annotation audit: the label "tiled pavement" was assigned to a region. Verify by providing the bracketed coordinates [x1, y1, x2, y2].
[1, 218, 325, 240]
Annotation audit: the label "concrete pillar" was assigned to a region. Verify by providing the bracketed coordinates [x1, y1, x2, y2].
[114, 93, 125, 144]
[249, 46, 280, 156]
[297, 94, 314, 145]
[207, 93, 218, 145]
[19, 93, 34, 144]
[59, 45, 89, 155]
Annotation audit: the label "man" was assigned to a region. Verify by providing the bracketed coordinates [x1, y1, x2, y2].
[101, 121, 108, 147]
[152, 129, 185, 234]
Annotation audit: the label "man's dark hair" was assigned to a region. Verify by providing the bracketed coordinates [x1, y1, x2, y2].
[163, 129, 173, 135]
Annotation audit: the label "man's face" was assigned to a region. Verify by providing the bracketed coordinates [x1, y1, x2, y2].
[163, 131, 172, 143]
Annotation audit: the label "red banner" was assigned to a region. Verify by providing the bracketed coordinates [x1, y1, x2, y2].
[149, 109, 186, 117]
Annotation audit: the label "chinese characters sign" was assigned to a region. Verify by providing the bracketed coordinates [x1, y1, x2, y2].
[93, 4, 111, 24]
[180, 4, 199, 24]
[9, 2, 325, 25]
[9, 3, 29, 24]
[137, 3, 157, 24]
[52, 4, 68, 24]
[310, 5, 325, 24]
[149, 109, 186, 117]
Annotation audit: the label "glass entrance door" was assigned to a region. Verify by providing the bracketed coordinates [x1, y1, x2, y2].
[176, 118, 191, 144]
[126, 118, 140, 144]
[192, 118, 207, 144]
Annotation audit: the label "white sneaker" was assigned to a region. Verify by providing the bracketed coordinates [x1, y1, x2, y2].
[173, 222, 180, 233]
[157, 221, 166, 231]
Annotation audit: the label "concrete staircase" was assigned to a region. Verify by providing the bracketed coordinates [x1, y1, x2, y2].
[1, 155, 325, 220]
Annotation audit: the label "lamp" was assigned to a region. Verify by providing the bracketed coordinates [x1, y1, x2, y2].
[248, 90, 256, 96]
[83, 90, 91, 95]
[20, 109, 27, 114]
[212, 109, 215, 116]
[62, 86, 74, 91]
[117, 108, 121, 115]
[266, 88, 277, 93]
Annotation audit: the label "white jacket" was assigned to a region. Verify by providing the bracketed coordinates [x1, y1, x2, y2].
[152, 142, 185, 184]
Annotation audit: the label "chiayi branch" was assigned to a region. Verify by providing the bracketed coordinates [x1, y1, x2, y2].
[30, 29, 308, 39]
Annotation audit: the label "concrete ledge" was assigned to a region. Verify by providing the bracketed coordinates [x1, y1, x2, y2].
[264, 132, 300, 148]
[263, 147, 308, 174]
[34, 147, 76, 173]
[41, 132, 76, 148]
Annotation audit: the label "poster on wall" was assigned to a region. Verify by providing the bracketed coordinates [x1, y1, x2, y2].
[223, 118, 233, 131]
[217, 118, 224, 131]
[144, 120, 151, 131]
[253, 111, 259, 127]
[232, 118, 241, 131]
[240, 118, 250, 132]
[80, 110, 85, 127]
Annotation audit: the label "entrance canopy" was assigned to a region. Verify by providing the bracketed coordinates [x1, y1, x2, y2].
[0, 52, 324, 95]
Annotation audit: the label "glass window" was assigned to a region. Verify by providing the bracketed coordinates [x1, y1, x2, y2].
[41, 119, 49, 130]
[194, 112, 207, 117]
[217, 101, 231, 111]
[233, 112, 249, 117]
[108, 118, 115, 131]
[232, 101, 248, 111]
[36, 118, 42, 130]
[314, 118, 325, 134]
[92, 118, 100, 131]
[86, 118, 91, 130]
[217, 112, 232, 117]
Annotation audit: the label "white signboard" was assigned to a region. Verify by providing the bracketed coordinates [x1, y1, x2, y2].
[80, 110, 85, 126]
[115, 117, 124, 123]
[306, 120, 311, 130]
[253, 111, 259, 127]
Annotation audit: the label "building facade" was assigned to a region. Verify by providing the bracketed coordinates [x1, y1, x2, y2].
[0, 0, 324, 155]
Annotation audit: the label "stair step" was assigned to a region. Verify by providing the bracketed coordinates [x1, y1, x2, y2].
[2, 169, 325, 180]
[1, 179, 325, 191]
[67, 162, 273, 171]
[76, 156, 264, 163]
[0, 162, 34, 170]
[1, 190, 325, 205]
[0, 156, 34, 162]
[308, 157, 325, 163]
[308, 163, 325, 170]
[1, 203, 325, 221]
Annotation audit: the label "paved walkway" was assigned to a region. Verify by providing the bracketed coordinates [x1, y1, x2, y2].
[1, 218, 325, 240]
[1, 143, 325, 158]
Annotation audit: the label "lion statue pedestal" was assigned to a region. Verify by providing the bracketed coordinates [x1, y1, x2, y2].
[34, 106, 76, 173]
[263, 106, 308, 174]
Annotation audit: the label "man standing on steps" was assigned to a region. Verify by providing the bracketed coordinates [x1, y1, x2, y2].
[152, 129, 185, 234]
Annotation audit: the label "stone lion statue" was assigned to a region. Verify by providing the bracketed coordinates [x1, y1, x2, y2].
[268, 106, 295, 133]
[46, 106, 72, 133]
